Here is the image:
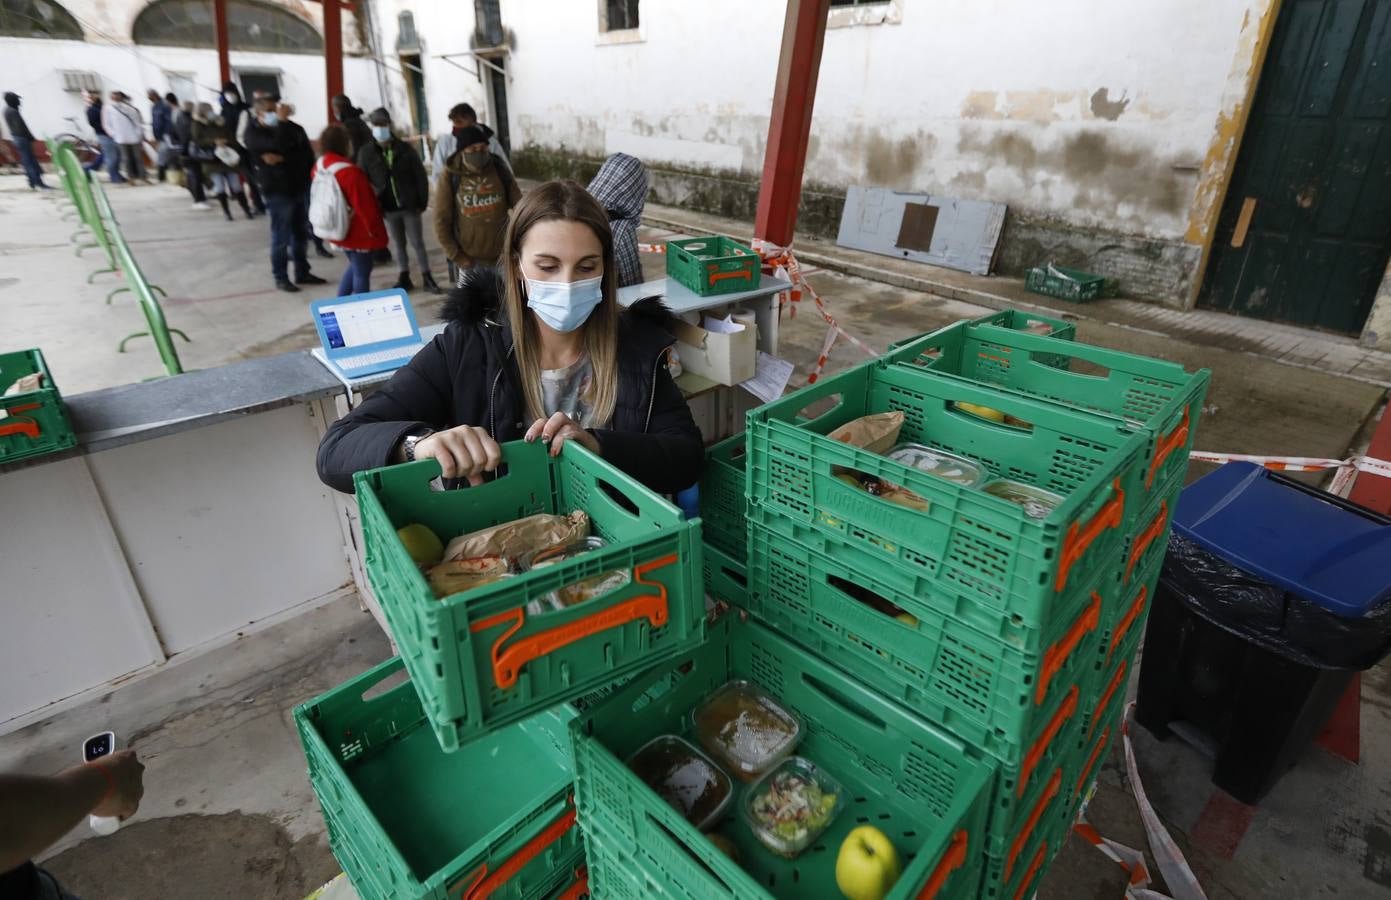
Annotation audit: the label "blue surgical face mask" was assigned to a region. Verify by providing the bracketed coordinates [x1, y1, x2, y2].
[261, 111, 278, 127]
[524, 273, 604, 333]
[372, 125, 391, 141]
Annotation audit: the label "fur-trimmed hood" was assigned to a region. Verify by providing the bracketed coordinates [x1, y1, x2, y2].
[441, 265, 677, 357]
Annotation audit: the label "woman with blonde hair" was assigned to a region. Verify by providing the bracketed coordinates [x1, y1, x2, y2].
[315, 179, 702, 494]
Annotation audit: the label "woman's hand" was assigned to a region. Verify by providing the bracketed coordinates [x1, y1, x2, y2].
[525, 413, 600, 458]
[414, 425, 502, 485]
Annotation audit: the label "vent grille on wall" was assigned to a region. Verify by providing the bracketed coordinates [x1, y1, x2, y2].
[60, 71, 101, 93]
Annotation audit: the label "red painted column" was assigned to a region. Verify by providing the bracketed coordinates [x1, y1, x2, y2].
[753, 0, 831, 247]
[323, 0, 344, 119]
[213, 0, 231, 87]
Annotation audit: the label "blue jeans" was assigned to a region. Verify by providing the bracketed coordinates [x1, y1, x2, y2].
[338, 250, 374, 296]
[97, 135, 123, 181]
[266, 193, 310, 283]
[15, 139, 45, 188]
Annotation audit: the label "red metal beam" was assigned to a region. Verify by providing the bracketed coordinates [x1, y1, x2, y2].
[213, 0, 230, 87]
[754, 0, 831, 248]
[323, 0, 344, 120]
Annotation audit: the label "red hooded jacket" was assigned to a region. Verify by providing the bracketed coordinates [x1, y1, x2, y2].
[316, 151, 388, 252]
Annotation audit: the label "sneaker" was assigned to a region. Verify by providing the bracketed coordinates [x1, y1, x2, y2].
[275, 280, 300, 293]
[392, 273, 415, 292]
[192, 201, 211, 210]
[422, 272, 443, 295]
[295, 273, 328, 286]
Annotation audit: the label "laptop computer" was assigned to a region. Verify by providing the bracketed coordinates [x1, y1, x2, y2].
[310, 289, 426, 380]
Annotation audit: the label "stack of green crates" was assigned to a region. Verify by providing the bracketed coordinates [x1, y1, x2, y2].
[0, 348, 77, 464]
[699, 432, 750, 605]
[730, 312, 1207, 897]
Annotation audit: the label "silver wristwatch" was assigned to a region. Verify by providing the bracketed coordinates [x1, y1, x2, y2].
[403, 430, 433, 462]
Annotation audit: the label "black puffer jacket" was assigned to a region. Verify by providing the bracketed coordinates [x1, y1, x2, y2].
[316, 267, 704, 494]
[357, 137, 429, 213]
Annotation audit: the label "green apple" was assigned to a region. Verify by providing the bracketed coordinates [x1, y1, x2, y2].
[836, 825, 901, 900]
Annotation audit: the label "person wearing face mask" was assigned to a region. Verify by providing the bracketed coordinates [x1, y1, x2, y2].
[316, 180, 702, 497]
[433, 124, 520, 287]
[358, 108, 439, 294]
[218, 82, 266, 215]
[314, 124, 388, 296]
[431, 102, 511, 177]
[244, 94, 325, 292]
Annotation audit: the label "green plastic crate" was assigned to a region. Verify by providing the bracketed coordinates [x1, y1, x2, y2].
[886, 309, 1077, 354]
[982, 749, 1077, 883]
[583, 828, 671, 899]
[702, 540, 748, 607]
[666, 236, 762, 297]
[1024, 265, 1105, 303]
[355, 440, 705, 752]
[1094, 540, 1163, 678]
[294, 657, 584, 900]
[979, 792, 1073, 900]
[699, 433, 748, 564]
[885, 320, 1210, 522]
[571, 615, 995, 900]
[745, 361, 1148, 632]
[0, 348, 77, 463]
[745, 521, 1109, 762]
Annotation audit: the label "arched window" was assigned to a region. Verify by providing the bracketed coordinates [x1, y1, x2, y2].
[0, 0, 84, 39]
[133, 0, 321, 53]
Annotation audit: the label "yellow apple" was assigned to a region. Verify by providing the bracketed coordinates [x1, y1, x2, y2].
[955, 402, 1006, 422]
[836, 825, 901, 900]
[895, 612, 919, 628]
[397, 523, 444, 567]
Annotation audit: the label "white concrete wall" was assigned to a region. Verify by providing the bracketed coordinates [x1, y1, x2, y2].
[496, 0, 1264, 242]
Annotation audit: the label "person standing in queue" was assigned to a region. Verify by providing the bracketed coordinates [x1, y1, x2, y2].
[1, 93, 49, 191]
[276, 101, 333, 259]
[244, 94, 325, 293]
[84, 91, 118, 180]
[313, 124, 387, 297]
[102, 91, 149, 185]
[433, 123, 520, 287]
[359, 108, 439, 294]
[219, 82, 265, 215]
[315, 179, 702, 497]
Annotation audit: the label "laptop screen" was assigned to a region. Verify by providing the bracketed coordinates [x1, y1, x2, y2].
[317, 296, 415, 350]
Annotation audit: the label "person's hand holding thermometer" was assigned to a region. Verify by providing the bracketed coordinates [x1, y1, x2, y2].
[82, 733, 145, 835]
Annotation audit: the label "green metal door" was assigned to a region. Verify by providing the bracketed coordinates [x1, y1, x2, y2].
[1200, 0, 1391, 334]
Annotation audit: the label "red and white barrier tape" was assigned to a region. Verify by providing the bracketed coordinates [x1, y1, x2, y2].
[1189, 451, 1391, 498]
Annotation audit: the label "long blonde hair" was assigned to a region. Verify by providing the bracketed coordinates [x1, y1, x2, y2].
[501, 180, 619, 428]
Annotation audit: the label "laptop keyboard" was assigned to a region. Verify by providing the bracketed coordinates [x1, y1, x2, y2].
[339, 343, 425, 371]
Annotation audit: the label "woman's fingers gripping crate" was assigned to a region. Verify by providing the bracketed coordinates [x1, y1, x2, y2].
[0, 348, 78, 464]
[746, 521, 1110, 761]
[745, 360, 1148, 631]
[570, 614, 995, 900]
[700, 433, 750, 565]
[354, 439, 705, 752]
[885, 320, 1210, 524]
[294, 657, 585, 900]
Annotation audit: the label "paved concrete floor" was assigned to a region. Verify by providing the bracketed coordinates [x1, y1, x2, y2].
[3, 170, 1390, 897]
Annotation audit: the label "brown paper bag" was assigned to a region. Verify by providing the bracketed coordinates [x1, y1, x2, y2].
[427, 557, 510, 598]
[828, 411, 904, 455]
[3, 373, 43, 397]
[441, 511, 590, 565]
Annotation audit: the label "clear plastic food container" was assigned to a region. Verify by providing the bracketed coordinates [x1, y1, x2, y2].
[742, 756, 844, 858]
[885, 442, 986, 488]
[626, 735, 734, 831]
[692, 680, 803, 782]
[982, 479, 1064, 520]
[520, 537, 630, 611]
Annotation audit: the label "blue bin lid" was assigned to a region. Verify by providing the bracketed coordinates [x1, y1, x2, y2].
[1172, 462, 1391, 618]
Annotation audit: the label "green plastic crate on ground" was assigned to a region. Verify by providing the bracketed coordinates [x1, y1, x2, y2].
[699, 432, 749, 563]
[703, 540, 748, 606]
[583, 827, 672, 899]
[355, 439, 705, 752]
[745, 520, 1110, 762]
[666, 235, 762, 297]
[0, 348, 77, 464]
[571, 614, 995, 900]
[1118, 488, 1175, 603]
[294, 657, 584, 900]
[884, 320, 1210, 527]
[886, 308, 1077, 354]
[745, 360, 1148, 632]
[1093, 539, 1163, 680]
[1024, 265, 1105, 303]
[979, 793, 1074, 900]
[981, 747, 1078, 879]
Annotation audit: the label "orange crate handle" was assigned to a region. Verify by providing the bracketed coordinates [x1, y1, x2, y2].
[471, 554, 677, 690]
[1146, 407, 1190, 489]
[1036, 592, 1101, 704]
[1018, 685, 1077, 797]
[708, 269, 753, 285]
[1076, 725, 1111, 798]
[454, 802, 578, 900]
[1090, 660, 1127, 739]
[0, 419, 40, 440]
[555, 866, 588, 900]
[1107, 585, 1149, 665]
[1124, 502, 1168, 583]
[1055, 479, 1124, 592]
[1006, 768, 1062, 881]
[916, 829, 969, 899]
[1013, 841, 1048, 900]
[2, 403, 41, 415]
